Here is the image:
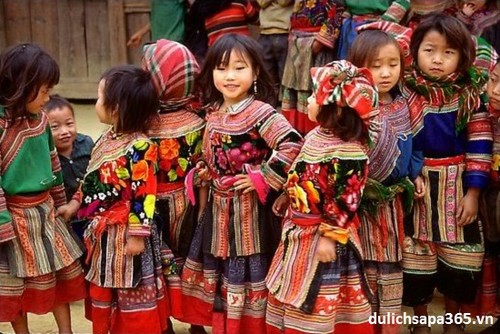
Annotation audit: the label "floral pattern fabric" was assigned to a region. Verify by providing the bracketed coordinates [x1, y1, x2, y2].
[80, 137, 158, 237]
[155, 129, 203, 184]
[287, 158, 367, 229]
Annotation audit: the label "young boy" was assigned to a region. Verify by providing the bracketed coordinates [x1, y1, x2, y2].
[45, 94, 94, 238]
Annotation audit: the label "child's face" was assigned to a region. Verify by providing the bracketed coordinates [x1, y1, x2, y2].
[367, 43, 401, 98]
[47, 106, 77, 154]
[26, 84, 51, 114]
[417, 30, 460, 80]
[307, 94, 320, 122]
[487, 63, 500, 110]
[213, 50, 257, 106]
[95, 79, 116, 126]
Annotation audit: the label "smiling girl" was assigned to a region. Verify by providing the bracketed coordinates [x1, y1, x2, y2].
[180, 33, 303, 334]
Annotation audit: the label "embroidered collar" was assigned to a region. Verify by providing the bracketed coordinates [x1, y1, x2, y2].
[226, 96, 255, 115]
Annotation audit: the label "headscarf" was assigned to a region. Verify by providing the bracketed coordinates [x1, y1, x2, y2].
[310, 60, 379, 128]
[142, 39, 200, 111]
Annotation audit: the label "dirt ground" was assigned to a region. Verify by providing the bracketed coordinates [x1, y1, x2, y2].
[0, 103, 495, 333]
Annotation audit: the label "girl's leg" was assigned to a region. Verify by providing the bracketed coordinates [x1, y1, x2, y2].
[11, 314, 29, 334]
[52, 303, 73, 334]
[410, 305, 431, 334]
[442, 297, 465, 334]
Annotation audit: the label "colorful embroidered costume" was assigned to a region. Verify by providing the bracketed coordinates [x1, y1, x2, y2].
[266, 128, 373, 334]
[180, 96, 303, 334]
[358, 94, 421, 334]
[142, 39, 205, 319]
[78, 129, 169, 334]
[267, 60, 378, 334]
[363, 19, 495, 308]
[0, 108, 85, 322]
[281, 0, 344, 135]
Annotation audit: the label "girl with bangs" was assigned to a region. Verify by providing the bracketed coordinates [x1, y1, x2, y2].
[180, 33, 303, 334]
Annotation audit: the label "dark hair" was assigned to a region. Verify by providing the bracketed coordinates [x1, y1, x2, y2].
[316, 104, 367, 143]
[100, 65, 159, 133]
[410, 13, 475, 75]
[198, 33, 275, 105]
[0, 43, 59, 120]
[348, 30, 404, 81]
[45, 94, 74, 116]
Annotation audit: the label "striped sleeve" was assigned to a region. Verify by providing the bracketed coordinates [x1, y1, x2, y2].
[381, 0, 410, 23]
[247, 111, 303, 197]
[465, 105, 493, 188]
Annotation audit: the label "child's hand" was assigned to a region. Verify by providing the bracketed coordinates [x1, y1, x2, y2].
[413, 176, 426, 199]
[56, 199, 81, 222]
[456, 188, 480, 226]
[273, 193, 289, 217]
[461, 2, 478, 17]
[315, 236, 337, 263]
[126, 236, 145, 256]
[233, 174, 255, 193]
[312, 40, 324, 56]
[196, 161, 211, 182]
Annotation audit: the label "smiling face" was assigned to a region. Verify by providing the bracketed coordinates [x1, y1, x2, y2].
[26, 85, 52, 114]
[367, 43, 401, 101]
[47, 106, 77, 157]
[487, 63, 500, 111]
[212, 49, 257, 106]
[417, 30, 460, 79]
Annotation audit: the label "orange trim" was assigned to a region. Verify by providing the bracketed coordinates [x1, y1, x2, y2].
[424, 155, 465, 167]
[157, 182, 184, 194]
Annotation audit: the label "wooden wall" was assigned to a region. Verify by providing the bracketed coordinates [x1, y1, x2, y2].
[0, 0, 152, 99]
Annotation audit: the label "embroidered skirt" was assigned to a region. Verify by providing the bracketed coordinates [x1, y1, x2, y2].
[0, 192, 85, 321]
[156, 183, 198, 319]
[179, 195, 281, 334]
[265, 213, 373, 334]
[85, 223, 170, 334]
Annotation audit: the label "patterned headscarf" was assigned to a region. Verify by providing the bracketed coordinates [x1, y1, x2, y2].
[142, 39, 200, 111]
[310, 60, 379, 127]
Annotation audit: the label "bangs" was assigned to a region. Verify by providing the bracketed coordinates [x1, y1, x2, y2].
[212, 39, 251, 68]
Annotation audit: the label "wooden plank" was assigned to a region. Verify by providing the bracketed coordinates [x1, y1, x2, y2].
[108, 0, 127, 65]
[3, 0, 31, 44]
[30, 0, 59, 62]
[54, 81, 98, 99]
[0, 2, 7, 50]
[86, 0, 111, 80]
[124, 0, 150, 64]
[57, 0, 87, 79]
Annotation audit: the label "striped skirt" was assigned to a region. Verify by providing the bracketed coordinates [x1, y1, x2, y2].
[85, 223, 170, 334]
[0, 192, 86, 321]
[180, 215, 270, 334]
[266, 216, 373, 334]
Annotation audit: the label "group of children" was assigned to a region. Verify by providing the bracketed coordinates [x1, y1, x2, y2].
[0, 7, 500, 334]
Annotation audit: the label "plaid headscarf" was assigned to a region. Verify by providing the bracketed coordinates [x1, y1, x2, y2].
[142, 39, 200, 111]
[310, 60, 379, 127]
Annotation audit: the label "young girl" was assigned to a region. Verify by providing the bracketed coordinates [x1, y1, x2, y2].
[477, 61, 500, 334]
[265, 60, 377, 334]
[180, 33, 303, 334]
[77, 65, 169, 334]
[142, 39, 207, 334]
[370, 14, 494, 334]
[348, 29, 423, 334]
[0, 43, 86, 333]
